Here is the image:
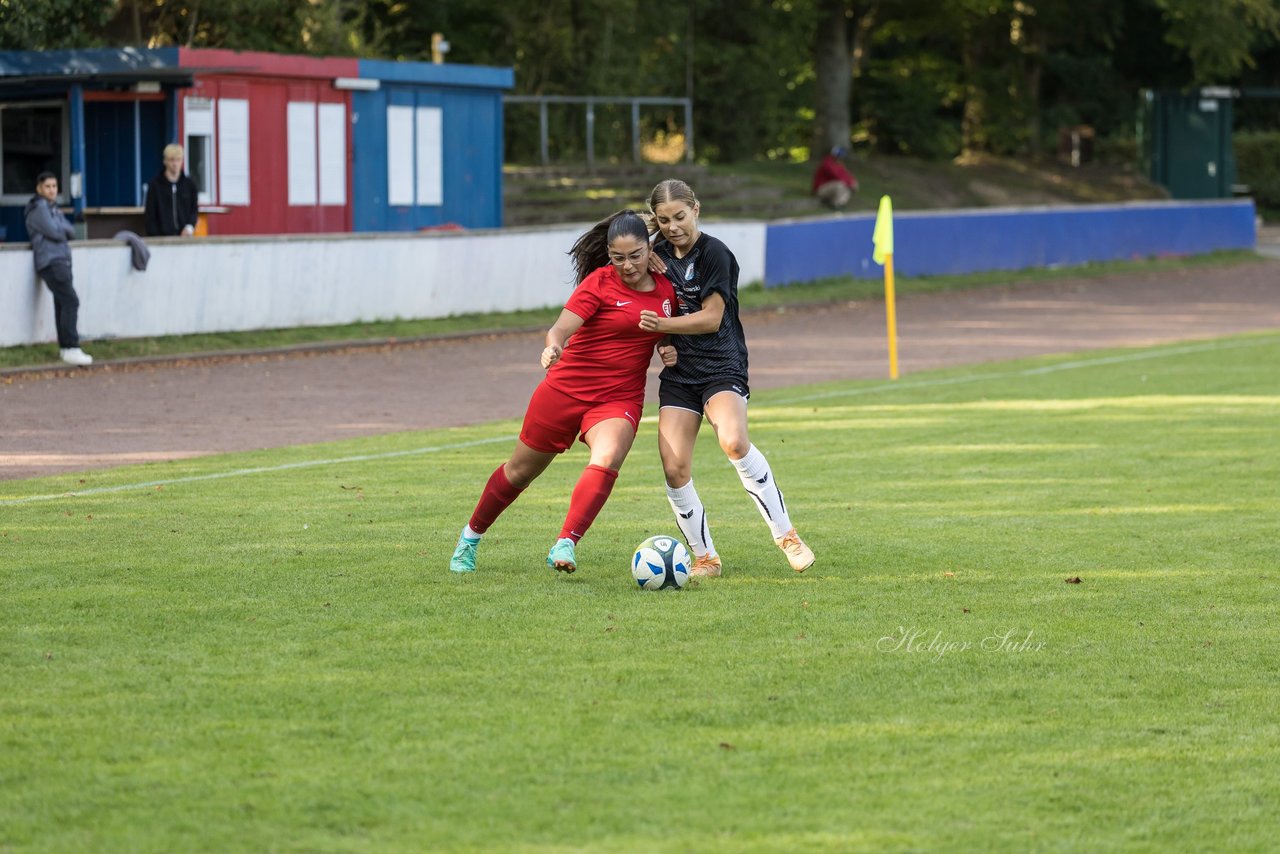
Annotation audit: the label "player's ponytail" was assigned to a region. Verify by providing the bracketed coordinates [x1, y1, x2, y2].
[568, 209, 651, 285]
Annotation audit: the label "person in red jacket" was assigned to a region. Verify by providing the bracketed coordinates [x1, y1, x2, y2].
[449, 209, 678, 575]
[812, 146, 859, 209]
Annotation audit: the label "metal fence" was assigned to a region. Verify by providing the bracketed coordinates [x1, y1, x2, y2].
[503, 95, 693, 167]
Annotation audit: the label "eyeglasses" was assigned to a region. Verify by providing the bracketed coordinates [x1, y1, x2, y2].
[608, 248, 647, 266]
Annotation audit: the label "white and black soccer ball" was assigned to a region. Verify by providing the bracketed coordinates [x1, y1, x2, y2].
[631, 535, 691, 590]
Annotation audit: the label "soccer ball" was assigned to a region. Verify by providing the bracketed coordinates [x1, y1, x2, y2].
[631, 535, 691, 590]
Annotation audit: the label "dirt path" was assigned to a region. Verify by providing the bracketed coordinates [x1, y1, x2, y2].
[3, 260, 1278, 481]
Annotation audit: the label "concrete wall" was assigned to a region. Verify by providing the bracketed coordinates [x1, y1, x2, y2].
[1, 200, 1254, 348]
[1, 222, 768, 348]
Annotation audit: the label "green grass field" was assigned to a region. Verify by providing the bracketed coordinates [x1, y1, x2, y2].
[3, 332, 1279, 852]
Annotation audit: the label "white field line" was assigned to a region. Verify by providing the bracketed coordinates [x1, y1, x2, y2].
[4, 335, 1275, 506]
[1, 435, 515, 506]
[770, 336, 1276, 405]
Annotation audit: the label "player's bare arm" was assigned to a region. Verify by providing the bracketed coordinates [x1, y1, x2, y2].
[542, 309, 586, 368]
[638, 292, 725, 335]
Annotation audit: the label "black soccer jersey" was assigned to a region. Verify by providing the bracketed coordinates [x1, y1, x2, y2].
[652, 232, 750, 386]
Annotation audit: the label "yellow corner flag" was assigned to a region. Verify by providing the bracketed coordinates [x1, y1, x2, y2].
[872, 195, 894, 265]
[872, 195, 899, 379]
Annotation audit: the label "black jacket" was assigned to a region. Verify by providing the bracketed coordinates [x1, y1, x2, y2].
[143, 171, 199, 237]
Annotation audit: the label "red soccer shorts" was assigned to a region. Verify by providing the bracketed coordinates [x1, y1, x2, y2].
[519, 382, 643, 454]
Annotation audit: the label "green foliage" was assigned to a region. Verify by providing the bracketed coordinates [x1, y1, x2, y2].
[858, 52, 963, 158]
[99, 0, 355, 54]
[7, 0, 1280, 162]
[3, 333, 1280, 849]
[1155, 0, 1280, 82]
[1092, 135, 1140, 168]
[688, 0, 816, 161]
[1235, 131, 1280, 208]
[0, 0, 111, 49]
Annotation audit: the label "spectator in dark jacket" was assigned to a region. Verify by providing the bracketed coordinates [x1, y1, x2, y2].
[144, 143, 199, 237]
[24, 172, 92, 366]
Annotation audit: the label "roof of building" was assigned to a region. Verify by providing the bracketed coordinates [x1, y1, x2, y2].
[0, 48, 512, 91]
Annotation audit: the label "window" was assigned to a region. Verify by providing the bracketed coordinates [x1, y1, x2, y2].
[317, 103, 346, 206]
[218, 98, 249, 206]
[415, 106, 443, 206]
[387, 105, 413, 206]
[0, 102, 67, 203]
[287, 101, 317, 206]
[288, 101, 346, 207]
[184, 97, 215, 203]
[386, 104, 443, 208]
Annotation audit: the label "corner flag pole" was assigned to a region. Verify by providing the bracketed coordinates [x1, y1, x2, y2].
[872, 195, 899, 379]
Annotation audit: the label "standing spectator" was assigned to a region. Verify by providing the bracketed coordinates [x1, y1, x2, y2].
[144, 143, 199, 237]
[812, 146, 859, 209]
[24, 172, 92, 366]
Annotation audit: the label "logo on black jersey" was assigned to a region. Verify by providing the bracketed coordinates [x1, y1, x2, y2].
[684, 262, 695, 281]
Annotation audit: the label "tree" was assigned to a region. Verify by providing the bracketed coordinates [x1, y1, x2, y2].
[0, 0, 112, 50]
[10, 0, 1280, 163]
[1155, 0, 1280, 82]
[811, 0, 853, 156]
[99, 0, 359, 53]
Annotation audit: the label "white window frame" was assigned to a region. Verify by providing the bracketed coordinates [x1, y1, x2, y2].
[317, 102, 346, 206]
[287, 101, 317, 206]
[386, 105, 414, 207]
[183, 96, 217, 205]
[415, 106, 443, 207]
[217, 98, 250, 206]
[385, 103, 445, 208]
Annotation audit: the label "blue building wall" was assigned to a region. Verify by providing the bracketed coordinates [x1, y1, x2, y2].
[84, 101, 165, 206]
[352, 59, 512, 232]
[0, 207, 24, 245]
[763, 200, 1258, 286]
[1, 48, 183, 241]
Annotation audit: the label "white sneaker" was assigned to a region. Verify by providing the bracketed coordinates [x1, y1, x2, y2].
[690, 554, 722, 578]
[775, 528, 814, 572]
[59, 347, 93, 366]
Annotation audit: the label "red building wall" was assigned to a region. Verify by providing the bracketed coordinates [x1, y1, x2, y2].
[178, 50, 357, 236]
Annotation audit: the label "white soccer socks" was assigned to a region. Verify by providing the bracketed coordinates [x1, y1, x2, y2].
[731, 444, 792, 539]
[666, 478, 717, 559]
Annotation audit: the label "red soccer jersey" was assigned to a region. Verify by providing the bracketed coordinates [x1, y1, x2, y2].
[546, 265, 676, 403]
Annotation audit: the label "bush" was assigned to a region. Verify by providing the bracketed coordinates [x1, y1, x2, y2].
[1093, 136, 1139, 169]
[858, 57, 963, 160]
[1235, 132, 1280, 209]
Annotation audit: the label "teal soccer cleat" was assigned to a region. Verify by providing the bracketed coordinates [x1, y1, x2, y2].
[450, 531, 480, 573]
[546, 537, 578, 573]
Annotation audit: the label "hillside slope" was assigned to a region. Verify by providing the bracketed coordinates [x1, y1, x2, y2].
[504, 155, 1168, 226]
